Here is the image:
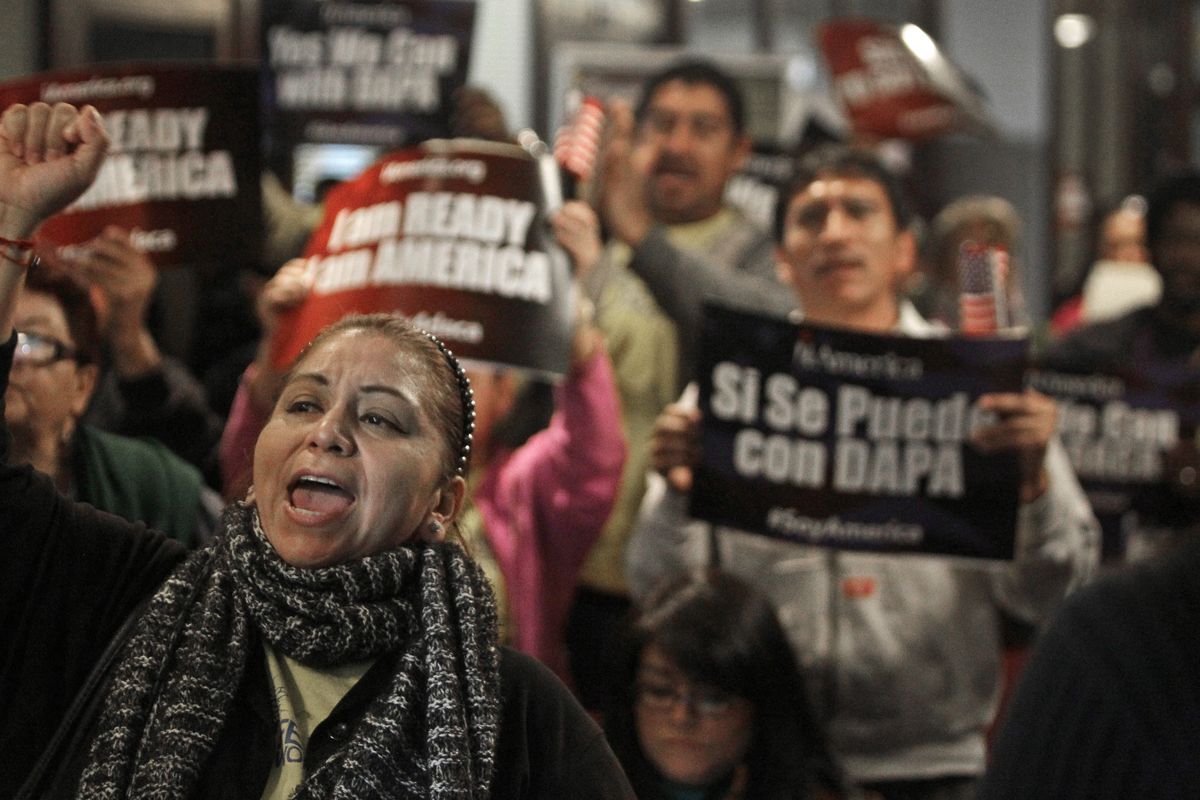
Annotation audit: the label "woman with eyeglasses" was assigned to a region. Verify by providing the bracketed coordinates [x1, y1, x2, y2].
[6, 249, 220, 546]
[605, 569, 848, 800]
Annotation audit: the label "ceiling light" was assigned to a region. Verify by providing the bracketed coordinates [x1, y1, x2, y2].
[899, 24, 938, 63]
[1054, 14, 1095, 49]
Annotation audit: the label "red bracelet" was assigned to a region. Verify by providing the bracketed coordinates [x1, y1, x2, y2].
[0, 235, 35, 250]
[0, 238, 37, 269]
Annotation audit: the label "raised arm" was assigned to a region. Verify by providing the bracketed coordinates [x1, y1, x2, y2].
[472, 202, 626, 673]
[972, 390, 1100, 620]
[0, 103, 108, 336]
[597, 100, 793, 384]
[70, 226, 225, 475]
[70, 226, 161, 376]
[0, 103, 200, 799]
[625, 386, 710, 601]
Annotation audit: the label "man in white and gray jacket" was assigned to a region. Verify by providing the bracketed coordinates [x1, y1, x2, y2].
[627, 146, 1100, 800]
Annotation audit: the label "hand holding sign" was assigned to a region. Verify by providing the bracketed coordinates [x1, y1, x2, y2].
[75, 227, 156, 324]
[651, 398, 703, 494]
[972, 389, 1056, 503]
[0, 103, 107, 238]
[550, 200, 602, 281]
[248, 258, 314, 412]
[257, 258, 314, 333]
[66, 226, 160, 377]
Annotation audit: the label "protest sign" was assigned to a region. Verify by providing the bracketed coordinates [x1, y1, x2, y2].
[270, 138, 574, 376]
[261, 0, 476, 179]
[691, 305, 1028, 560]
[817, 18, 994, 140]
[723, 145, 794, 233]
[1028, 362, 1200, 557]
[0, 63, 263, 268]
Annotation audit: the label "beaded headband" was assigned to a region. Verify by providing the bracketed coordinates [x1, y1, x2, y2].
[421, 330, 475, 476]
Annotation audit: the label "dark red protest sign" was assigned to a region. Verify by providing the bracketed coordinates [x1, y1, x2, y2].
[270, 139, 574, 375]
[817, 19, 993, 140]
[0, 63, 263, 269]
[261, 0, 476, 178]
[691, 304, 1028, 560]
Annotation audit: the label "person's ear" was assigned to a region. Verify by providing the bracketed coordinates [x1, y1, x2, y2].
[70, 362, 100, 417]
[893, 227, 918, 284]
[729, 134, 751, 173]
[437, 475, 467, 522]
[419, 476, 467, 543]
[774, 245, 796, 287]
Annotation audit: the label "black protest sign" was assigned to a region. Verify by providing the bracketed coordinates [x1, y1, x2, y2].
[261, 0, 476, 177]
[723, 145, 795, 233]
[691, 305, 1028, 559]
[1028, 362, 1200, 557]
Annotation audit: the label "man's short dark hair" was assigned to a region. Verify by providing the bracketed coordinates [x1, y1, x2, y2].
[772, 145, 912, 244]
[635, 57, 745, 136]
[1145, 170, 1200, 256]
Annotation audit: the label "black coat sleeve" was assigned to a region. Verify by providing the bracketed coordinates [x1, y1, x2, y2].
[0, 334, 187, 798]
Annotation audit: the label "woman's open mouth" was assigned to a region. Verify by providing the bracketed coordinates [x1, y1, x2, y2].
[287, 474, 356, 522]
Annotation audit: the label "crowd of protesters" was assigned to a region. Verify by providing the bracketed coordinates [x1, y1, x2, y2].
[2, 56, 1198, 799]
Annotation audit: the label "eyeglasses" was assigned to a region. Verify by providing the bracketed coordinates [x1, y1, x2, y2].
[15, 331, 78, 367]
[635, 680, 740, 718]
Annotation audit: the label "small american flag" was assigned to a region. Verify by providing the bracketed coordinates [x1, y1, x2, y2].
[958, 241, 1008, 335]
[553, 94, 605, 181]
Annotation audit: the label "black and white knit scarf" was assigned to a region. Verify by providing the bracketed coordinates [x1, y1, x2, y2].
[77, 502, 501, 799]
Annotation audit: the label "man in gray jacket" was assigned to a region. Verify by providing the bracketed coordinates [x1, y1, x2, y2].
[627, 146, 1100, 800]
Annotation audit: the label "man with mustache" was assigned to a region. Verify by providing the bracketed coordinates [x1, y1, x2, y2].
[566, 58, 793, 711]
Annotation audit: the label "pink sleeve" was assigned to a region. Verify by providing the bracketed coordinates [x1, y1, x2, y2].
[477, 344, 626, 674]
[517, 342, 627, 563]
